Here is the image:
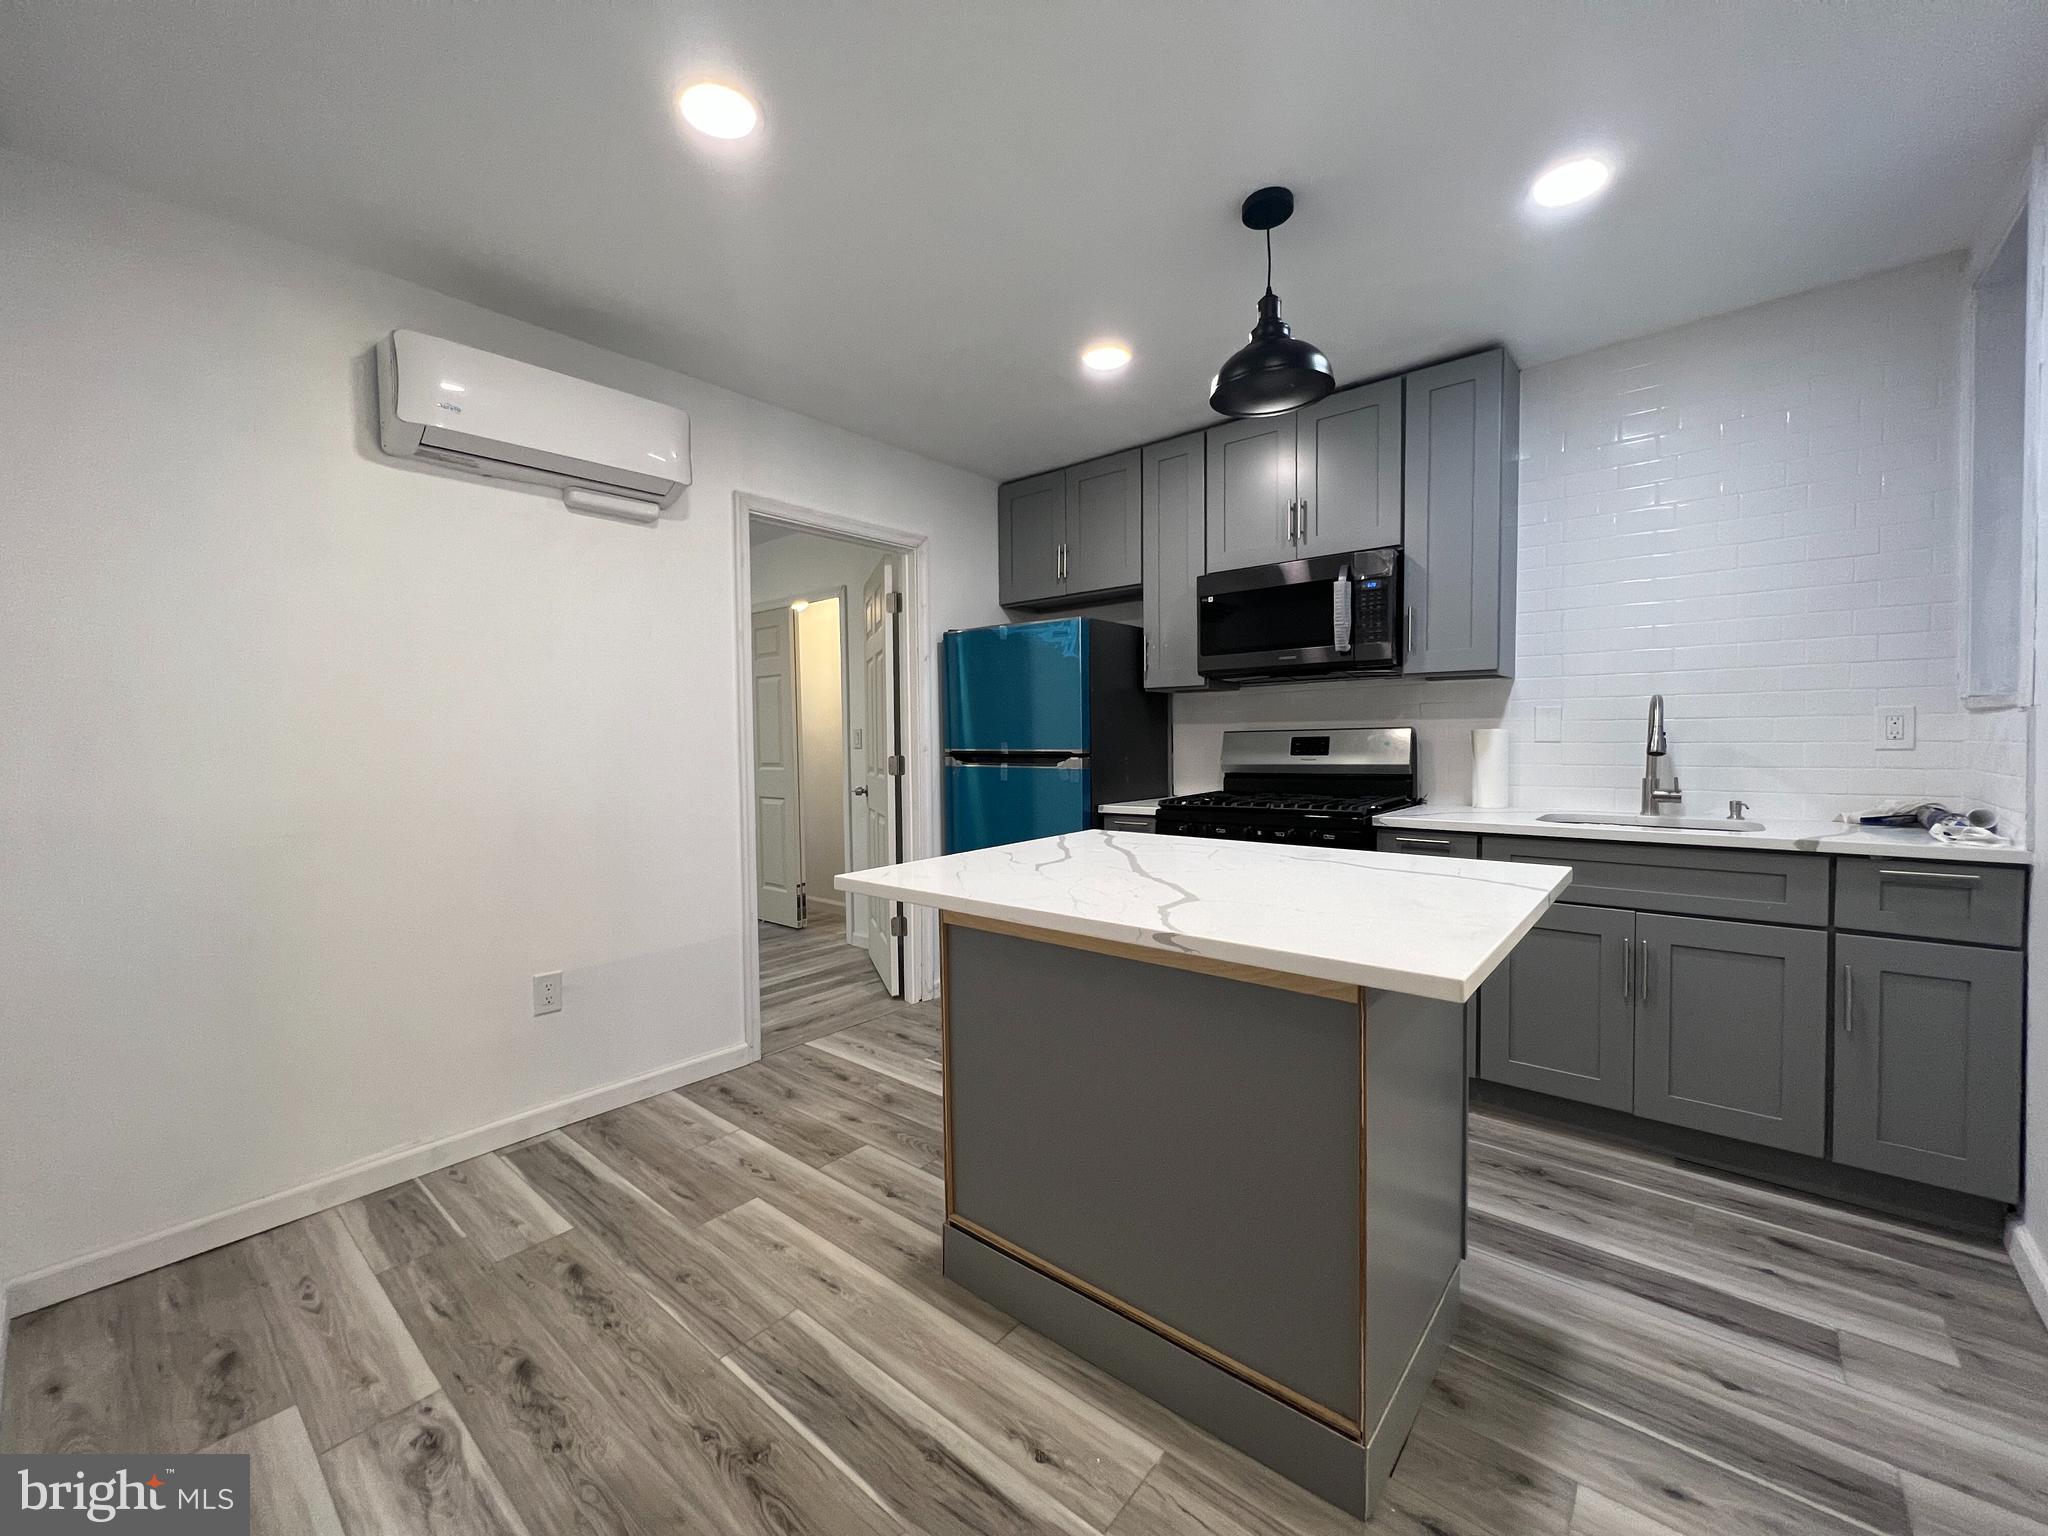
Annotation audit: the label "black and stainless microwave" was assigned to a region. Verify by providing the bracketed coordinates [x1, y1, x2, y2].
[1196, 548, 1401, 680]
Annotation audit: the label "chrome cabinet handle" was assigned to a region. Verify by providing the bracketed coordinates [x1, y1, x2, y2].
[1842, 961, 1854, 1033]
[1396, 835, 1453, 849]
[1622, 935, 1633, 1001]
[1405, 607, 1417, 652]
[1638, 938, 1651, 1004]
[1876, 867, 1981, 885]
[1298, 497, 1310, 541]
[1058, 541, 1067, 582]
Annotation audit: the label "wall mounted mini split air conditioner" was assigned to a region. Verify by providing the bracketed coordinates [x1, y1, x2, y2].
[375, 330, 691, 522]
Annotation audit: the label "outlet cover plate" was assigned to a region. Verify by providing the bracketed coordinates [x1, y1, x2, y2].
[1533, 704, 1564, 743]
[533, 971, 563, 1015]
[1876, 706, 1915, 751]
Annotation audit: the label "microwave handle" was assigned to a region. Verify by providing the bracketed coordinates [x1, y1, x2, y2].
[1332, 566, 1353, 654]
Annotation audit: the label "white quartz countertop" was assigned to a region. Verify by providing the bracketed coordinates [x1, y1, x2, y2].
[835, 829, 1571, 1004]
[1097, 799, 1163, 816]
[1376, 805, 2030, 865]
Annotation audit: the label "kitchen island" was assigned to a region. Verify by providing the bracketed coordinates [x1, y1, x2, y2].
[837, 829, 1569, 1518]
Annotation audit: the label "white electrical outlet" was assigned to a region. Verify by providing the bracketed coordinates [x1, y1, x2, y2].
[533, 971, 563, 1015]
[1876, 706, 1915, 751]
[1533, 704, 1564, 743]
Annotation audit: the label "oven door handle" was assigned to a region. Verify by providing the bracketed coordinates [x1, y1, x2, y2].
[1332, 567, 1353, 655]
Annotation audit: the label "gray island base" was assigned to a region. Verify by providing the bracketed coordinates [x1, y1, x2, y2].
[938, 913, 1467, 1519]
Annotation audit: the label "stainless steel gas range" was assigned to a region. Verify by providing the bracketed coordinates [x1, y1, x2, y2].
[1155, 727, 1419, 850]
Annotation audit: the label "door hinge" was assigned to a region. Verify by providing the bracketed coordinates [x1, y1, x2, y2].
[885, 754, 906, 775]
[796, 883, 808, 921]
[884, 590, 904, 615]
[887, 911, 908, 938]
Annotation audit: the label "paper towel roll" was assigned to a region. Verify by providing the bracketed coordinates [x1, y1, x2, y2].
[1472, 728, 1510, 809]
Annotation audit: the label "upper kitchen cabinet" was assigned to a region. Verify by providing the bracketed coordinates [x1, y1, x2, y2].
[1295, 378, 1402, 558]
[1402, 349, 1518, 676]
[998, 449, 1141, 607]
[1141, 431, 1207, 690]
[1203, 379, 1403, 574]
[1064, 449, 1143, 598]
[998, 469, 1068, 607]
[1204, 414, 1297, 572]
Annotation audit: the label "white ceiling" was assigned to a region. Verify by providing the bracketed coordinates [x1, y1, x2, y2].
[4, 1, 2045, 480]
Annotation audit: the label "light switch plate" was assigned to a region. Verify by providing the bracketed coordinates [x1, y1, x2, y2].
[1533, 704, 1564, 743]
[533, 971, 563, 1015]
[1876, 705, 1915, 750]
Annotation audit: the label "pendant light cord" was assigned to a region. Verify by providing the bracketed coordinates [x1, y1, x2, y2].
[1265, 227, 1274, 296]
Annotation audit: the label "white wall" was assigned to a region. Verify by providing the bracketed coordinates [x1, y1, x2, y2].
[1179, 257, 2029, 838]
[793, 598, 848, 907]
[0, 148, 997, 1303]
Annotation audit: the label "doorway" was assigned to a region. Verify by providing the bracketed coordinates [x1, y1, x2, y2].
[739, 497, 925, 1056]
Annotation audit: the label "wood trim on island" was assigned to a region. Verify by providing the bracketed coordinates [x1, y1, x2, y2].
[946, 1214, 1365, 1439]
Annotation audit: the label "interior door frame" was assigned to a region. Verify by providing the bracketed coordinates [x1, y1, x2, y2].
[732, 492, 934, 1058]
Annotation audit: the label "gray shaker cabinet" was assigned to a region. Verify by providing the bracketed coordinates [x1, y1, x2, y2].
[998, 449, 1141, 607]
[1204, 414, 1297, 573]
[1141, 432, 1207, 690]
[998, 469, 1067, 606]
[1403, 348, 1517, 676]
[1632, 915, 1828, 1157]
[1834, 934, 2023, 1202]
[1063, 448, 1143, 599]
[1478, 904, 1635, 1112]
[1294, 379, 1402, 558]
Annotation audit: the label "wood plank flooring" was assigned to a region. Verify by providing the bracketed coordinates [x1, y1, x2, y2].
[8, 932, 2048, 1536]
[758, 917, 898, 1053]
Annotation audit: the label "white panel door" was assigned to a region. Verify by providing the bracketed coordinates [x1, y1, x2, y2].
[753, 604, 805, 927]
[861, 560, 903, 996]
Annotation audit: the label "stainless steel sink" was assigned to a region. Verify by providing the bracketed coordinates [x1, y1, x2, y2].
[1537, 812, 1766, 833]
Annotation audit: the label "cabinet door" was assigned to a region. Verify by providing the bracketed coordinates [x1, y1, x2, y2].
[998, 470, 1067, 606]
[1204, 415, 1298, 573]
[1633, 915, 1827, 1155]
[1834, 935, 2022, 1201]
[1403, 349, 1516, 675]
[1295, 379, 1402, 558]
[1064, 449, 1142, 597]
[1478, 905, 1635, 1110]
[1141, 432, 1207, 690]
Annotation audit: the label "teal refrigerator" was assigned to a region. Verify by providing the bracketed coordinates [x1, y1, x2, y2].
[942, 618, 1170, 853]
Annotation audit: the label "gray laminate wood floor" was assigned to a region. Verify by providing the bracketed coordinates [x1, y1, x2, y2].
[7, 943, 2047, 1536]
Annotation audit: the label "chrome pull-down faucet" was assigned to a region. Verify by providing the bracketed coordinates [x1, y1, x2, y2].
[1642, 695, 1683, 815]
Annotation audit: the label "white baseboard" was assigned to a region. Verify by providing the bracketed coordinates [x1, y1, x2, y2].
[3, 1039, 753, 1320]
[2010, 1217, 2048, 1332]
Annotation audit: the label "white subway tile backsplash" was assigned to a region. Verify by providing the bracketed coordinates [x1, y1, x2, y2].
[1174, 255, 2027, 840]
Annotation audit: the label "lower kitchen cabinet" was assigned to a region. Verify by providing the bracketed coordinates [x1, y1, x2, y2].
[1478, 904, 1635, 1111]
[1632, 915, 1827, 1156]
[1834, 934, 2023, 1202]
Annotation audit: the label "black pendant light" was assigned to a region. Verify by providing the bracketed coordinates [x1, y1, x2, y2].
[1208, 186, 1336, 418]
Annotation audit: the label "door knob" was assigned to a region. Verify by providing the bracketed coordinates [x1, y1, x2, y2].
[853, 786, 868, 797]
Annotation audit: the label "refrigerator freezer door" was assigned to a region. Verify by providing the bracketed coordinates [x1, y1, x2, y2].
[945, 760, 1094, 853]
[944, 620, 1090, 752]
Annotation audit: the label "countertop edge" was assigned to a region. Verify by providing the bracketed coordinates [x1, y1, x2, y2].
[1376, 806, 2030, 865]
[834, 866, 1569, 1004]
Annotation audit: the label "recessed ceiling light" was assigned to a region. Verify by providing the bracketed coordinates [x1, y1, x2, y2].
[1081, 341, 1133, 373]
[1529, 156, 1613, 209]
[678, 81, 761, 140]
